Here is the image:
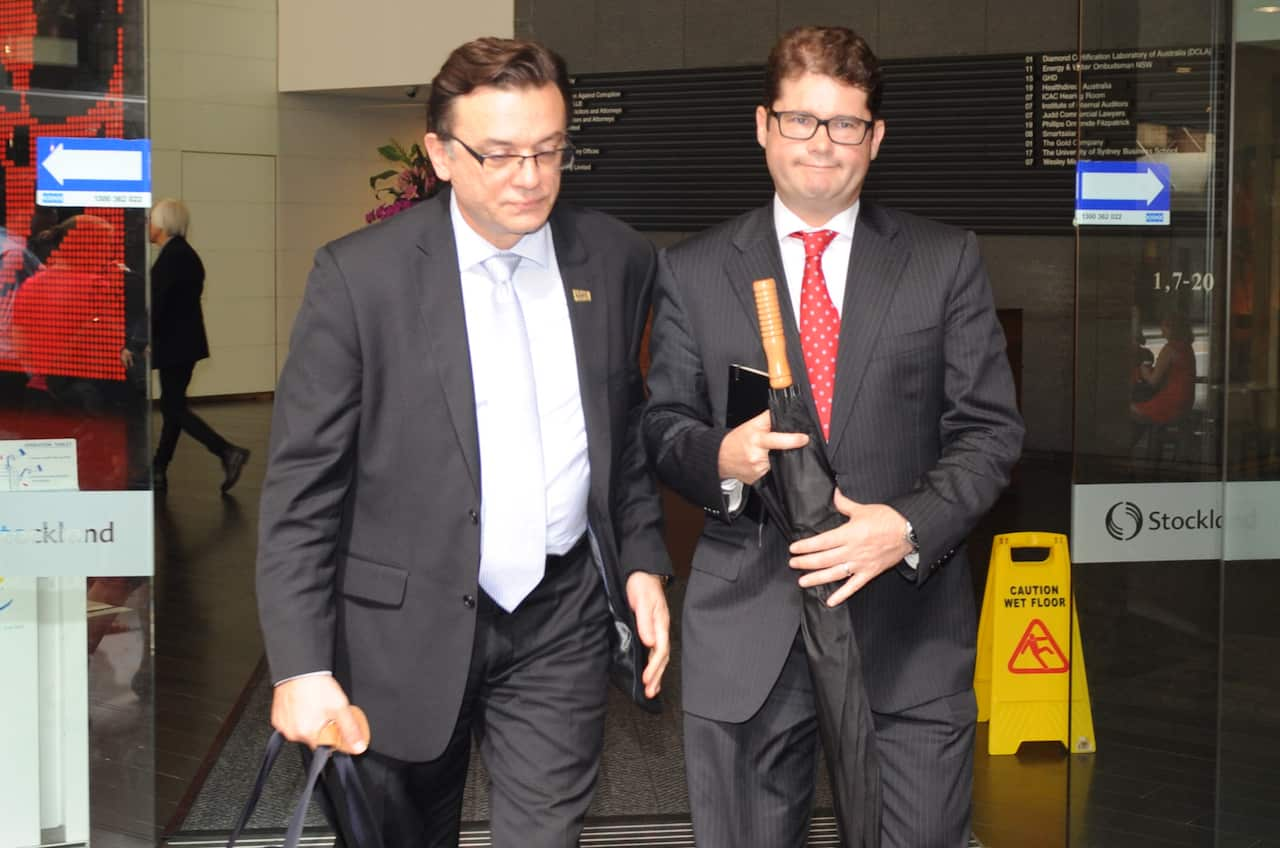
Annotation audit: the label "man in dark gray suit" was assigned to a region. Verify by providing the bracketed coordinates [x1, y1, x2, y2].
[643, 26, 1024, 848]
[257, 37, 672, 848]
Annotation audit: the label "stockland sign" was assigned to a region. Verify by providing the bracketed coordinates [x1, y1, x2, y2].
[0, 491, 152, 576]
[1072, 482, 1280, 562]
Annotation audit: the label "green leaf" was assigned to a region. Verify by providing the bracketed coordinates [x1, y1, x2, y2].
[388, 138, 413, 164]
[377, 144, 405, 163]
[368, 169, 398, 189]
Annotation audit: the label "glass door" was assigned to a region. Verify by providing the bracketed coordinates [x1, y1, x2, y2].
[0, 1, 154, 844]
[1069, 0, 1280, 844]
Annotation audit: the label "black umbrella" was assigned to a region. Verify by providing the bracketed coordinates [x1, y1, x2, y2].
[752, 277, 881, 848]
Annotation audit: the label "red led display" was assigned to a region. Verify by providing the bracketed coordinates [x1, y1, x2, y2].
[1, 0, 129, 381]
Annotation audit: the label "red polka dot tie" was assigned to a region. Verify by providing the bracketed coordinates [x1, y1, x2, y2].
[791, 229, 840, 440]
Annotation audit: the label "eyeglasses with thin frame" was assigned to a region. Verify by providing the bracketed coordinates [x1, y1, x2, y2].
[768, 109, 876, 146]
[446, 136, 576, 173]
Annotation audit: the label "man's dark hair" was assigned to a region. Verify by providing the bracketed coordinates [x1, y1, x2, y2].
[764, 26, 882, 116]
[428, 37, 572, 136]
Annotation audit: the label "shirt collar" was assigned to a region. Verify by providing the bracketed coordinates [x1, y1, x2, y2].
[450, 191, 553, 272]
[772, 195, 859, 245]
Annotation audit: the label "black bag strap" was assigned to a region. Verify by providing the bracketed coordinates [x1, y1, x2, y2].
[227, 732, 383, 848]
[227, 731, 287, 846]
[281, 743, 334, 847]
[328, 747, 386, 848]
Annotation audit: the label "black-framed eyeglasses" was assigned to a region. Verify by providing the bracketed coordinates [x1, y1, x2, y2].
[768, 110, 876, 146]
[446, 136, 576, 173]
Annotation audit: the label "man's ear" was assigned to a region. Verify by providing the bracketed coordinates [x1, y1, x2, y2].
[868, 119, 886, 161]
[424, 132, 452, 182]
[755, 105, 770, 150]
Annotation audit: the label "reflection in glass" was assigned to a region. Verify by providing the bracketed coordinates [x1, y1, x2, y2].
[1, 1, 153, 845]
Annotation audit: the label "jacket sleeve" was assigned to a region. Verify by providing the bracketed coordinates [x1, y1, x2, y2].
[885, 230, 1025, 584]
[255, 245, 363, 683]
[641, 248, 733, 519]
[613, 238, 675, 580]
[148, 246, 174, 330]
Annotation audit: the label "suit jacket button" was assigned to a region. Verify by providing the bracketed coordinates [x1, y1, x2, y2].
[463, 594, 476, 609]
[468, 509, 479, 524]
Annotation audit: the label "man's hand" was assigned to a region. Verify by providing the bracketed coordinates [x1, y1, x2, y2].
[718, 410, 809, 484]
[626, 571, 671, 699]
[788, 490, 913, 607]
[119, 347, 134, 369]
[270, 674, 368, 753]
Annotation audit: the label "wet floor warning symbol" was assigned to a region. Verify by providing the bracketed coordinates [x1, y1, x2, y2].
[975, 532, 1096, 755]
[1008, 619, 1069, 674]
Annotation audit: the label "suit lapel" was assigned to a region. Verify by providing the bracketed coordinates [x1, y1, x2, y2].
[827, 202, 910, 455]
[729, 206, 819, 424]
[551, 206, 611, 509]
[414, 191, 481, 495]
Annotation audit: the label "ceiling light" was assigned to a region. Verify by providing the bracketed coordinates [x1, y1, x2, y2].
[1255, 4, 1280, 12]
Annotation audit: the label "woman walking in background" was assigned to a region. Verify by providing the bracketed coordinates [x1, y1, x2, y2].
[144, 198, 249, 493]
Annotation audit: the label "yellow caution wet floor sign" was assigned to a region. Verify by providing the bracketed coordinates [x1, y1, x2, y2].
[974, 532, 1096, 755]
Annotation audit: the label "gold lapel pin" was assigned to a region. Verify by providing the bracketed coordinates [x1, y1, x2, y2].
[572, 289, 592, 303]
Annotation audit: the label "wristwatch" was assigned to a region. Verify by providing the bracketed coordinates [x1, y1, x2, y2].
[904, 520, 919, 553]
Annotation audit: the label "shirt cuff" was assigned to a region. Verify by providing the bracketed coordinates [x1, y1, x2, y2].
[274, 670, 333, 686]
[903, 518, 919, 569]
[721, 478, 745, 515]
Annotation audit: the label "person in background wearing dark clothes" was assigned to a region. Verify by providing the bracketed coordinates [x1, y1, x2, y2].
[138, 198, 249, 493]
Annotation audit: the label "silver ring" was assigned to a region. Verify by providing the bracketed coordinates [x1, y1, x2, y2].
[843, 562, 852, 578]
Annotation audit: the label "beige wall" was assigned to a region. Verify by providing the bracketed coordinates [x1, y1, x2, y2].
[278, 0, 514, 92]
[149, 0, 427, 397]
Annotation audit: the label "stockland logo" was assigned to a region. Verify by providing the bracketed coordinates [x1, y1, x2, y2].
[1105, 502, 1143, 541]
[0, 521, 117, 546]
[1104, 500, 1222, 542]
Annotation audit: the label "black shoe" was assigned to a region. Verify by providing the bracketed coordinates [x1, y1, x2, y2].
[220, 446, 250, 494]
[153, 467, 167, 493]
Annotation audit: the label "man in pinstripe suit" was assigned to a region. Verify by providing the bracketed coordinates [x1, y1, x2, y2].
[643, 26, 1024, 848]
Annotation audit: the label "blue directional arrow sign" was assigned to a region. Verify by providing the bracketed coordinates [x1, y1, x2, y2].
[1074, 160, 1171, 226]
[36, 137, 152, 209]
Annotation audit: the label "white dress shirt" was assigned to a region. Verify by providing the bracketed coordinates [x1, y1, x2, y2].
[773, 194, 859, 321]
[272, 199, 594, 684]
[452, 194, 590, 556]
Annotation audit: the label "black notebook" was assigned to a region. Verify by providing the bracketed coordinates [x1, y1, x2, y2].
[727, 363, 770, 428]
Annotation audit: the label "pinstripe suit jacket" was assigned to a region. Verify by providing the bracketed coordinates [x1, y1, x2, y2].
[643, 201, 1024, 723]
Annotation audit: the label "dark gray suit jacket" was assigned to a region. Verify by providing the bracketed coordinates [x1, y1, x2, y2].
[257, 190, 672, 762]
[643, 201, 1024, 723]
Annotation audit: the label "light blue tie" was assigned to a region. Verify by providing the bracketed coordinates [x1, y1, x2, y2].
[476, 252, 547, 611]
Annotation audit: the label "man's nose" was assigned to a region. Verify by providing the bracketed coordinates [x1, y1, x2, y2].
[807, 124, 836, 152]
[511, 156, 543, 188]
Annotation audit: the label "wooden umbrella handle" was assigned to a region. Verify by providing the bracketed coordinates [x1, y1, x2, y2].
[314, 704, 371, 754]
[752, 277, 793, 389]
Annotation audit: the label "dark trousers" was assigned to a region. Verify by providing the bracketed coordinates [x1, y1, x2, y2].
[345, 539, 611, 848]
[154, 361, 229, 468]
[685, 635, 977, 848]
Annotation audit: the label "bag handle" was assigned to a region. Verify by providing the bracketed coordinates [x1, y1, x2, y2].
[227, 731, 385, 848]
[226, 732, 332, 848]
[227, 730, 287, 846]
[328, 748, 387, 848]
[281, 742, 334, 847]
